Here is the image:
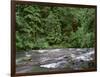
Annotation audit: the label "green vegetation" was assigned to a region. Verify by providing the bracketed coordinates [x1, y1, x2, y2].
[16, 4, 96, 51]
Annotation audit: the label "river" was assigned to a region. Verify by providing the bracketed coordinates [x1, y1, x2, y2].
[16, 48, 95, 73]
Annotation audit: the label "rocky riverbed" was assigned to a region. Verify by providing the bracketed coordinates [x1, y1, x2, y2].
[16, 48, 96, 73]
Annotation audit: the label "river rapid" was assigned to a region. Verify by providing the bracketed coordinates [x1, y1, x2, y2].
[16, 48, 96, 73]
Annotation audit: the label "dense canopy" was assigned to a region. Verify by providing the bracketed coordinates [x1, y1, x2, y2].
[16, 4, 96, 51]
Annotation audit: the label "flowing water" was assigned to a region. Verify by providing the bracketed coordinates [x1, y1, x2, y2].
[16, 48, 95, 73]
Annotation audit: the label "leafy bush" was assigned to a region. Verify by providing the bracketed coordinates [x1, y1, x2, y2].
[16, 4, 96, 51]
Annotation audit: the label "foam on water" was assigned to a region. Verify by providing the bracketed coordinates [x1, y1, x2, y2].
[75, 51, 94, 61]
[40, 63, 58, 68]
[38, 49, 61, 53]
[38, 50, 47, 53]
[40, 61, 67, 68]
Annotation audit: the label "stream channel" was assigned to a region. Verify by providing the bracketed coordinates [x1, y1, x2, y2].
[16, 48, 95, 73]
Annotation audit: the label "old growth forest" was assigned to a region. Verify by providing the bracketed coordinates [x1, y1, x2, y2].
[16, 4, 96, 51]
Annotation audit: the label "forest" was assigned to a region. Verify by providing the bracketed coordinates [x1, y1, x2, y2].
[16, 4, 96, 51]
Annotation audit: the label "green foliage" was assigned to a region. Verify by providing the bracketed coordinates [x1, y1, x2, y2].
[16, 4, 96, 51]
